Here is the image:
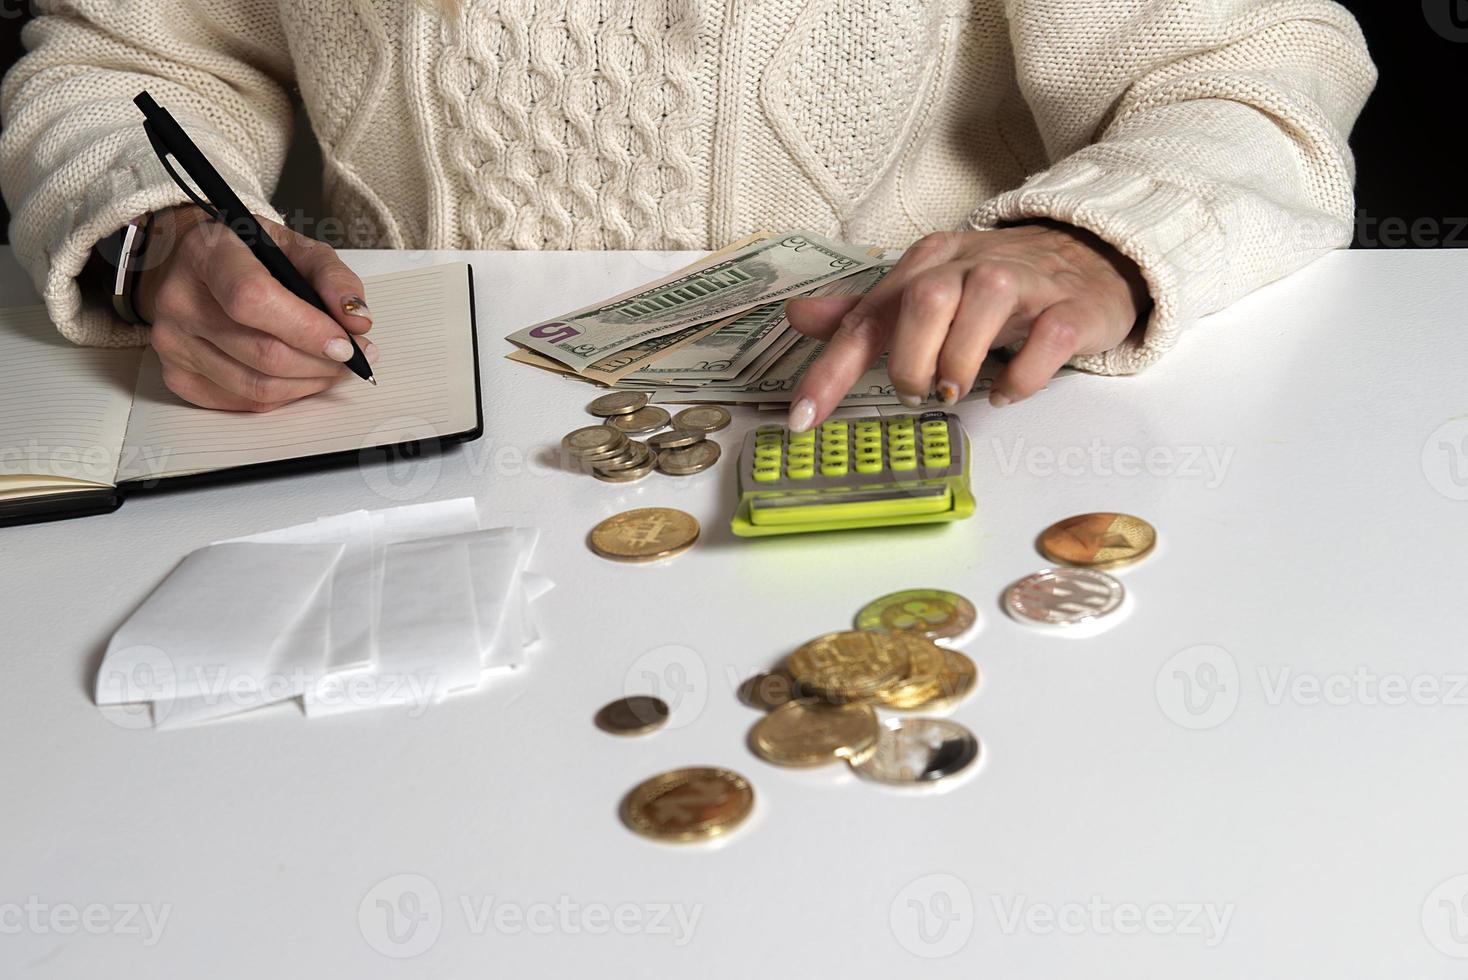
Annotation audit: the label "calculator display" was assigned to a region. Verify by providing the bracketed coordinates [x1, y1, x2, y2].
[730, 411, 975, 536]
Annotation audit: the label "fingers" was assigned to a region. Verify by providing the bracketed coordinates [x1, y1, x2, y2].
[175, 333, 341, 407]
[786, 313, 890, 432]
[933, 265, 1026, 405]
[275, 226, 374, 338]
[990, 301, 1089, 407]
[182, 318, 354, 380]
[784, 294, 860, 340]
[159, 364, 300, 413]
[192, 228, 363, 366]
[886, 262, 968, 406]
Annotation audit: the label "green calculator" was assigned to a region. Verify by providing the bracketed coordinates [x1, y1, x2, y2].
[730, 411, 975, 536]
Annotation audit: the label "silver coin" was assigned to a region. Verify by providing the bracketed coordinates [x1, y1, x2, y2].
[592, 458, 656, 482]
[561, 425, 623, 456]
[587, 391, 648, 417]
[609, 406, 672, 434]
[1003, 567, 1124, 626]
[658, 439, 721, 475]
[647, 428, 705, 451]
[851, 717, 980, 784]
[672, 406, 731, 433]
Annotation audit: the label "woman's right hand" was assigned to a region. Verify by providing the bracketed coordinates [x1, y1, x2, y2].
[134, 205, 379, 412]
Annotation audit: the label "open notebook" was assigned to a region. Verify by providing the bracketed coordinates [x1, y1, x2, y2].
[0, 262, 481, 526]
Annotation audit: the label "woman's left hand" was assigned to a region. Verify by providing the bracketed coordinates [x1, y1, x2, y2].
[783, 222, 1150, 430]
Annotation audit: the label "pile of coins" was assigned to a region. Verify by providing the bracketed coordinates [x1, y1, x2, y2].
[602, 512, 1160, 843]
[561, 392, 729, 483]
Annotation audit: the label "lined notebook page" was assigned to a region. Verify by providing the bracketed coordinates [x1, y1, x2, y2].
[0, 306, 142, 489]
[117, 263, 477, 483]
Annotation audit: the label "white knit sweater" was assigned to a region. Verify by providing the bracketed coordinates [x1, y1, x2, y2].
[1, 0, 1375, 374]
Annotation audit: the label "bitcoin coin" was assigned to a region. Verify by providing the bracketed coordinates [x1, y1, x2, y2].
[851, 718, 981, 784]
[594, 695, 670, 735]
[672, 406, 731, 433]
[647, 428, 705, 451]
[587, 391, 648, 417]
[620, 767, 754, 843]
[588, 508, 700, 562]
[787, 630, 910, 702]
[1004, 567, 1124, 626]
[737, 670, 800, 711]
[749, 699, 880, 767]
[657, 440, 721, 476]
[871, 636, 948, 709]
[562, 425, 623, 457]
[609, 406, 672, 434]
[855, 589, 977, 640]
[1038, 513, 1157, 569]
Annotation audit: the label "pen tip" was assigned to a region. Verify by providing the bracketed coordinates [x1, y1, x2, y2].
[367, 375, 377, 387]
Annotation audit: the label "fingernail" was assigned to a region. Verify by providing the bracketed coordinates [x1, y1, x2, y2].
[989, 391, 1012, 408]
[898, 392, 923, 408]
[341, 295, 371, 320]
[324, 337, 354, 362]
[936, 380, 960, 405]
[364, 340, 380, 365]
[789, 398, 816, 433]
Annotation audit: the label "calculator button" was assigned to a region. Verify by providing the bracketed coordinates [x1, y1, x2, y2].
[789, 429, 816, 445]
[922, 451, 951, 469]
[820, 460, 848, 477]
[753, 465, 781, 483]
[855, 456, 883, 475]
[819, 420, 847, 435]
[855, 420, 881, 436]
[757, 424, 783, 435]
[890, 453, 918, 472]
[921, 420, 948, 437]
[786, 462, 815, 479]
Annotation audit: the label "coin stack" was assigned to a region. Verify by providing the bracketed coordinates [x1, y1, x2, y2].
[742, 589, 984, 786]
[561, 393, 729, 483]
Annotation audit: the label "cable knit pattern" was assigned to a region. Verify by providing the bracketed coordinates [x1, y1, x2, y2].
[1, 0, 1376, 375]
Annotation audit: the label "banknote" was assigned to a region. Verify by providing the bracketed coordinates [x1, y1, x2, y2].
[507, 232, 875, 373]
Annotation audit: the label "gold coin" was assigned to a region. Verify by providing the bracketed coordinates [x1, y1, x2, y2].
[657, 440, 721, 475]
[749, 698, 880, 767]
[608, 406, 672, 434]
[672, 406, 731, 433]
[786, 630, 910, 702]
[647, 428, 705, 451]
[561, 425, 623, 457]
[594, 442, 653, 472]
[737, 669, 800, 711]
[587, 391, 648, 417]
[591, 458, 656, 483]
[594, 695, 670, 735]
[881, 649, 979, 710]
[871, 636, 948, 709]
[854, 589, 977, 640]
[588, 508, 700, 562]
[1037, 512, 1157, 569]
[620, 767, 754, 843]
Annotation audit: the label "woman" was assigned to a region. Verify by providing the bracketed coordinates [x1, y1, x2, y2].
[0, 0, 1375, 430]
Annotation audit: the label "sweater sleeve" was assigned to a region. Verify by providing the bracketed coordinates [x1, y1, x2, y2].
[967, 0, 1377, 374]
[0, 0, 295, 347]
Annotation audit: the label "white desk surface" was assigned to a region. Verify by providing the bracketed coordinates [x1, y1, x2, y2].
[3, 245, 1468, 977]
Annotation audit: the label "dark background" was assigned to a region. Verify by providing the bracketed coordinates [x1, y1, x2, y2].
[0, 0, 1458, 249]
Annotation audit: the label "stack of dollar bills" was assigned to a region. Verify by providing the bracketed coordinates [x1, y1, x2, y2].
[504, 230, 1001, 408]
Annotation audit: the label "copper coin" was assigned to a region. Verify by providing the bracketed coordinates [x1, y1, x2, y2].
[620, 767, 754, 843]
[1037, 513, 1156, 569]
[594, 695, 670, 735]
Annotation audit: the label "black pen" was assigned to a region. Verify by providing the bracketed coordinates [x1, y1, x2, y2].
[133, 91, 375, 385]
